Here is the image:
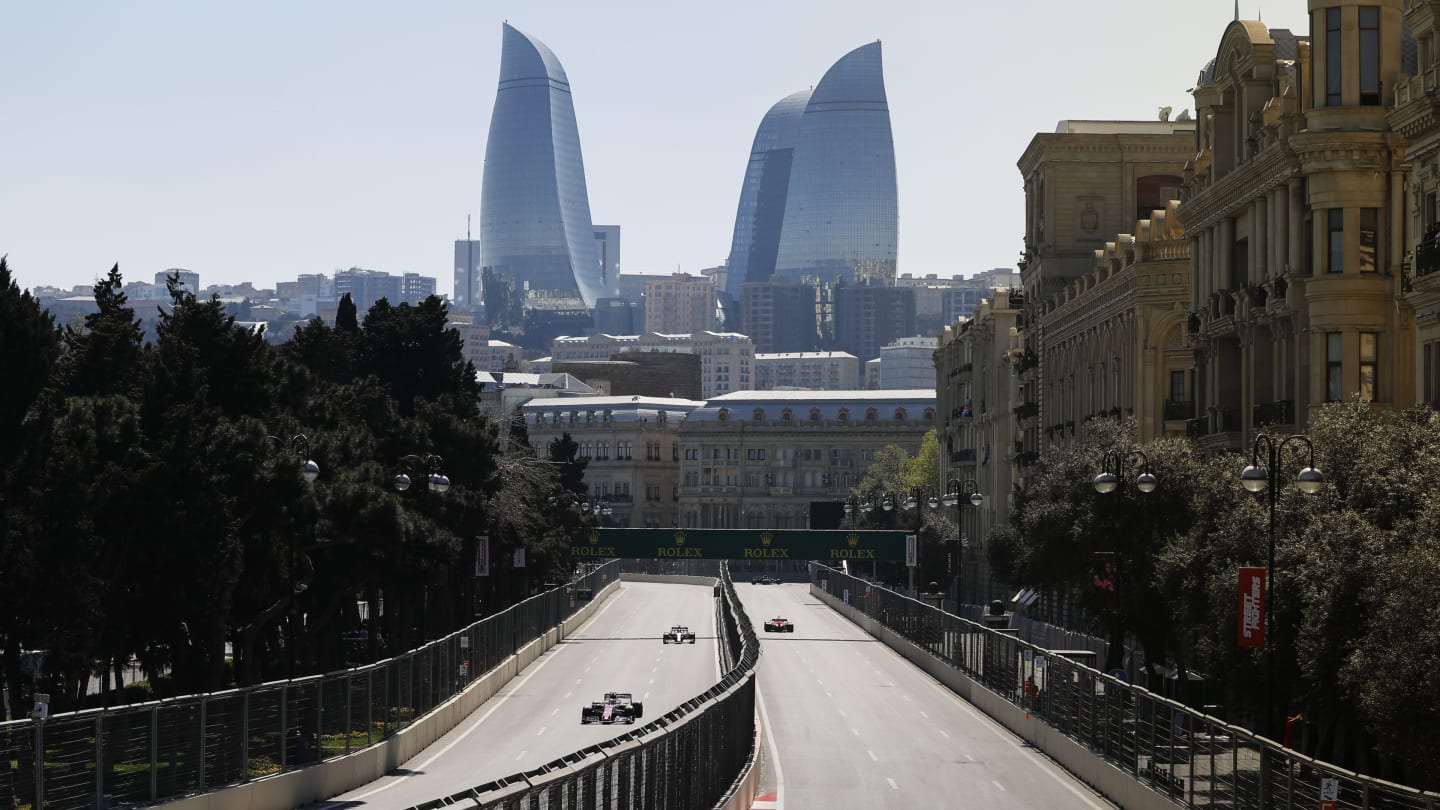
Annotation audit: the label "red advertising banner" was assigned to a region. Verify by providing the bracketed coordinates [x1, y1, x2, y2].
[1238, 566, 1266, 648]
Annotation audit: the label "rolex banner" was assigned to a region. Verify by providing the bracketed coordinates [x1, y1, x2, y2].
[567, 528, 908, 561]
[474, 535, 490, 577]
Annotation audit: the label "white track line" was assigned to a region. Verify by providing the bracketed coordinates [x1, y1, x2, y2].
[341, 584, 629, 801]
[756, 685, 785, 810]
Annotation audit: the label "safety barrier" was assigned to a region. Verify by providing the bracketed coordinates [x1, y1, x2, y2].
[0, 562, 620, 810]
[402, 560, 761, 810]
[812, 564, 1440, 810]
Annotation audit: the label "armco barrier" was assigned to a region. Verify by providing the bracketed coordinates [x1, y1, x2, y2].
[401, 560, 761, 810]
[0, 562, 620, 810]
[811, 563, 1440, 810]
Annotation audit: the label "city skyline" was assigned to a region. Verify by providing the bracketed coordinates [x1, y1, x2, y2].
[1, 1, 1309, 296]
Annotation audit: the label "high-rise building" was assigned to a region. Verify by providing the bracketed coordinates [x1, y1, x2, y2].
[401, 273, 437, 305]
[155, 269, 199, 292]
[480, 23, 605, 309]
[724, 90, 810, 300]
[772, 42, 898, 287]
[335, 268, 402, 315]
[741, 278, 819, 353]
[878, 336, 938, 389]
[643, 272, 714, 335]
[454, 238, 482, 312]
[832, 282, 916, 361]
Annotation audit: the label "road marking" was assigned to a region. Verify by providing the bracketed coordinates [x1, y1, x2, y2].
[648, 678, 654, 685]
[536, 726, 547, 736]
[651, 666, 658, 673]
[756, 686, 785, 810]
[338, 586, 630, 802]
[815, 678, 823, 686]
[867, 750, 878, 762]
[901, 694, 912, 702]
[514, 750, 526, 760]
[886, 777, 899, 791]
[563, 691, 572, 699]
[850, 727, 860, 736]
[825, 691, 833, 699]
[917, 675, 1108, 808]
[836, 708, 846, 718]
[992, 780, 1007, 792]
[919, 711, 929, 719]
[550, 707, 558, 716]
[575, 678, 583, 684]
[643, 691, 650, 699]
[937, 729, 950, 739]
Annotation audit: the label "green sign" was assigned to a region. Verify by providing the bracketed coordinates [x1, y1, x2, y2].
[567, 528, 908, 561]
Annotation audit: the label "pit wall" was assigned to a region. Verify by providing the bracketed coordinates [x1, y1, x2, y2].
[158, 578, 622, 810]
[812, 583, 1176, 810]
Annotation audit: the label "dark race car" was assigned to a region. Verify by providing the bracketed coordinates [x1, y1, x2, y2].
[580, 692, 645, 724]
[751, 575, 777, 585]
[764, 617, 794, 633]
[662, 625, 697, 644]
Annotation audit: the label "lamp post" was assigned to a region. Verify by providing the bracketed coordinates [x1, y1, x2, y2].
[1092, 448, 1157, 674]
[581, 496, 613, 526]
[897, 487, 930, 594]
[394, 454, 450, 643]
[265, 434, 320, 680]
[937, 478, 984, 607]
[1240, 434, 1324, 739]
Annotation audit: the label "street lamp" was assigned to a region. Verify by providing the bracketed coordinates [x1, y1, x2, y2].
[1093, 448, 1157, 673]
[937, 478, 984, 606]
[1239, 434, 1323, 739]
[394, 454, 450, 642]
[897, 487, 931, 593]
[265, 433, 320, 680]
[581, 497, 613, 525]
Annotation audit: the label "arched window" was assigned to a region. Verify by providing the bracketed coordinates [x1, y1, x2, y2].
[781, 408, 794, 422]
[604, 409, 613, 424]
[837, 408, 850, 422]
[586, 411, 595, 424]
[809, 408, 822, 422]
[895, 407, 908, 421]
[865, 408, 878, 422]
[753, 408, 765, 422]
[718, 407, 730, 422]
[657, 410, 668, 422]
[923, 407, 935, 422]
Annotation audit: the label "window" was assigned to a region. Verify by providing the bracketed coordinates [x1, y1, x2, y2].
[809, 408, 821, 422]
[866, 408, 878, 422]
[1360, 332, 1377, 401]
[1360, 7, 1380, 105]
[1328, 209, 1344, 273]
[684, 448, 698, 461]
[753, 408, 765, 423]
[1170, 370, 1186, 402]
[1327, 332, 1343, 402]
[1359, 209, 1378, 273]
[837, 408, 849, 422]
[1325, 7, 1342, 107]
[781, 408, 793, 422]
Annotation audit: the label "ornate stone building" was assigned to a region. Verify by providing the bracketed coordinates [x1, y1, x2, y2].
[934, 288, 1022, 598]
[1017, 120, 1195, 465]
[1391, 0, 1440, 405]
[1040, 202, 1193, 445]
[1180, 9, 1414, 452]
[676, 390, 935, 530]
[521, 396, 703, 529]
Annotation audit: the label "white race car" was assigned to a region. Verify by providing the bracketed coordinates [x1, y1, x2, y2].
[663, 625, 697, 644]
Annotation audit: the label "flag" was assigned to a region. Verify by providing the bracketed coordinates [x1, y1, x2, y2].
[1238, 567, 1265, 647]
[474, 535, 490, 577]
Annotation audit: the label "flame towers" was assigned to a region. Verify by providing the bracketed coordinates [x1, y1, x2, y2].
[480, 23, 605, 311]
[725, 41, 898, 300]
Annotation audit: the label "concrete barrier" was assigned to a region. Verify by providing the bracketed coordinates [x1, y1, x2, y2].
[158, 578, 621, 810]
[811, 584, 1176, 810]
[620, 573, 718, 586]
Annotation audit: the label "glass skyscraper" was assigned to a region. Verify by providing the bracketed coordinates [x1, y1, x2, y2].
[480, 23, 605, 309]
[725, 41, 898, 297]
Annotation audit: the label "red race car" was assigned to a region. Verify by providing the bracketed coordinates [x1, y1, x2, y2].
[764, 617, 794, 633]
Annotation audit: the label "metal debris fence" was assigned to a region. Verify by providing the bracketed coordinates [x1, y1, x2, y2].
[812, 564, 1438, 810]
[0, 562, 620, 810]
[400, 560, 760, 810]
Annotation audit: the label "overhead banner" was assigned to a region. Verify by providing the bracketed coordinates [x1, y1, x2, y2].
[568, 528, 909, 561]
[1238, 566, 1266, 648]
[474, 535, 490, 577]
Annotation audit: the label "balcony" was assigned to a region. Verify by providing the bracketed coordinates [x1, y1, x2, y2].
[1163, 399, 1192, 421]
[1012, 401, 1039, 421]
[1186, 418, 1208, 439]
[1253, 399, 1294, 427]
[608, 494, 634, 504]
[950, 448, 977, 463]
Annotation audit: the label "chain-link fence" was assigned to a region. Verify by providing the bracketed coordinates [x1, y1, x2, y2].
[0, 562, 620, 810]
[811, 563, 1438, 810]
[402, 560, 761, 810]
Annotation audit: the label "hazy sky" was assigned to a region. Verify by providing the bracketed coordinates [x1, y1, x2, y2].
[1, 1, 1310, 296]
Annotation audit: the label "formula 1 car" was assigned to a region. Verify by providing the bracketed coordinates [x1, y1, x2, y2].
[751, 575, 777, 585]
[580, 692, 645, 724]
[663, 625, 697, 644]
[764, 617, 794, 633]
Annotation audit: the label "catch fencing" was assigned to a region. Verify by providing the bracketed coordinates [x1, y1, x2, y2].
[813, 564, 1439, 810]
[401, 560, 760, 810]
[0, 562, 620, 810]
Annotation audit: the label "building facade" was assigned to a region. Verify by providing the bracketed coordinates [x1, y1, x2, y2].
[644, 272, 715, 334]
[754, 351, 861, 390]
[725, 90, 811, 299]
[1180, 10, 1414, 451]
[550, 330, 755, 398]
[741, 278, 819, 353]
[832, 282, 917, 361]
[593, 226, 621, 289]
[480, 23, 606, 309]
[676, 390, 936, 529]
[1040, 202, 1192, 445]
[454, 238, 482, 313]
[521, 396, 703, 529]
[879, 336, 938, 389]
